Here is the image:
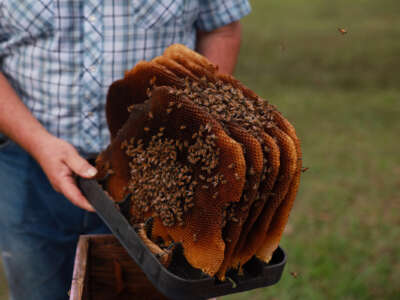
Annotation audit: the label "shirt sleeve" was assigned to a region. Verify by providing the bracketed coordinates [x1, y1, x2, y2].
[195, 0, 251, 32]
[0, 31, 10, 55]
[0, 9, 11, 66]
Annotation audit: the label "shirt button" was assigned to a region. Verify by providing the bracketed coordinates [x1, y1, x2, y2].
[89, 65, 96, 72]
[88, 15, 96, 22]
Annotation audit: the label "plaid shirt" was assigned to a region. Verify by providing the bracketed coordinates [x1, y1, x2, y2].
[0, 0, 250, 154]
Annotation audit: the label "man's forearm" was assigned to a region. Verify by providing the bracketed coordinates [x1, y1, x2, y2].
[196, 21, 242, 75]
[0, 72, 52, 156]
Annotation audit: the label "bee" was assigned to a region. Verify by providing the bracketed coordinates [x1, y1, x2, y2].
[249, 167, 255, 176]
[290, 271, 299, 278]
[146, 88, 152, 98]
[127, 104, 135, 112]
[338, 28, 348, 35]
[240, 205, 248, 212]
[149, 76, 157, 85]
[120, 140, 128, 150]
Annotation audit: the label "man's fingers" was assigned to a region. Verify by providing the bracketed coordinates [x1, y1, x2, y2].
[65, 150, 97, 178]
[58, 177, 95, 212]
[33, 137, 97, 211]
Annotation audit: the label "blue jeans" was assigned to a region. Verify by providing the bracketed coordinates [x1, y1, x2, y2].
[0, 136, 109, 300]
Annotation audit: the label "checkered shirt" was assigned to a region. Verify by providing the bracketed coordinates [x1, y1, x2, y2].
[0, 0, 251, 154]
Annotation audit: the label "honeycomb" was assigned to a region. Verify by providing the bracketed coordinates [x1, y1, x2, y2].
[96, 44, 302, 279]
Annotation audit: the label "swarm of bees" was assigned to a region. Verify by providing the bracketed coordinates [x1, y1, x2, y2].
[95, 44, 302, 280]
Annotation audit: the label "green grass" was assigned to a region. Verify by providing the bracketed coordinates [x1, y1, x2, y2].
[222, 0, 400, 299]
[222, 89, 400, 300]
[0, 260, 7, 300]
[1, 0, 400, 299]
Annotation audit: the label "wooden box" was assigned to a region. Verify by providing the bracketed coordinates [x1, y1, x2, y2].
[69, 234, 168, 300]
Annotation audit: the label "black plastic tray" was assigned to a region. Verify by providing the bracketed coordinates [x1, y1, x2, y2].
[78, 177, 286, 300]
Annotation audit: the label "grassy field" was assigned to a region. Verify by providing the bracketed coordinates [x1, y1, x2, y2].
[1, 0, 399, 299]
[223, 0, 400, 299]
[0, 260, 6, 299]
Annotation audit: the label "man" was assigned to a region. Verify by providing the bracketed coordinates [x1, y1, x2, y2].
[0, 1, 251, 299]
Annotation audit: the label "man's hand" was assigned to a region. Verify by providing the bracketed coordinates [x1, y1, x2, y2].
[33, 136, 97, 212]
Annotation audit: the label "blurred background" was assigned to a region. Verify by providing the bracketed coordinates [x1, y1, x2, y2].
[223, 0, 400, 299]
[1, 0, 399, 299]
